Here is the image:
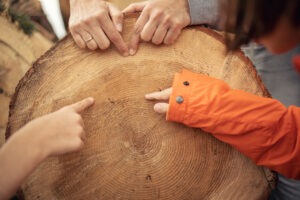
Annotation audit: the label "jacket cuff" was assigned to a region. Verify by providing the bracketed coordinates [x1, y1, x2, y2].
[167, 70, 208, 123]
[187, 0, 220, 26]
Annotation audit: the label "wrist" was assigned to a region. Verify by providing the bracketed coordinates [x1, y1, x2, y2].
[14, 123, 49, 164]
[0, 126, 48, 199]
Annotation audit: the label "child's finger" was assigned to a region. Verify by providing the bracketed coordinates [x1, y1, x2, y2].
[154, 103, 169, 114]
[79, 128, 87, 141]
[145, 88, 172, 100]
[70, 97, 95, 113]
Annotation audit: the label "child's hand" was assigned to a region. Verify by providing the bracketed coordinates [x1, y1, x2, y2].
[0, 97, 94, 200]
[145, 88, 172, 114]
[19, 97, 95, 158]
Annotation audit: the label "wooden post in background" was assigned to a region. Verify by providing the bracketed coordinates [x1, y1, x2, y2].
[2, 0, 57, 41]
[0, 7, 53, 146]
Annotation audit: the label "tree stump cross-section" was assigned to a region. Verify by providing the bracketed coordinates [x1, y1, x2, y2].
[6, 15, 276, 200]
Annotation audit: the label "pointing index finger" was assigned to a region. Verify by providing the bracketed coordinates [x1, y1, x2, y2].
[145, 88, 172, 100]
[70, 97, 95, 113]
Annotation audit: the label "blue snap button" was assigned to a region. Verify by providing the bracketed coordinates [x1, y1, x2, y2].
[183, 81, 189, 86]
[176, 96, 184, 104]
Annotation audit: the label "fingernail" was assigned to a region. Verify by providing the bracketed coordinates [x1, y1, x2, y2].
[117, 24, 122, 32]
[89, 97, 95, 103]
[129, 49, 135, 56]
[154, 104, 161, 112]
[145, 94, 150, 99]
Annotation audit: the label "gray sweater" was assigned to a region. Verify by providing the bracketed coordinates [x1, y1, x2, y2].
[188, 0, 219, 25]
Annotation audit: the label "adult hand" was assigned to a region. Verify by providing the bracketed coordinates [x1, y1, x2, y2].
[69, 0, 129, 56]
[123, 0, 191, 55]
[145, 88, 172, 114]
[22, 97, 95, 157]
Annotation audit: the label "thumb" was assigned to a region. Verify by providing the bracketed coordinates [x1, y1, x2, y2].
[122, 2, 147, 14]
[107, 3, 123, 32]
[154, 103, 169, 114]
[69, 97, 95, 113]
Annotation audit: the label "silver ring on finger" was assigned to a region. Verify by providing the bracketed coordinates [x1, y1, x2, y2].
[84, 36, 93, 43]
[86, 39, 98, 50]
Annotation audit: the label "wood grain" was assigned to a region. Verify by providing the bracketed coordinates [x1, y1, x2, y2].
[6, 15, 276, 200]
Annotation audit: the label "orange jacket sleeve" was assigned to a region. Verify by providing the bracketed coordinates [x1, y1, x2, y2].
[167, 69, 300, 179]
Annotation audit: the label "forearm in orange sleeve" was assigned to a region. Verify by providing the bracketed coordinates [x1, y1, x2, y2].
[167, 69, 300, 179]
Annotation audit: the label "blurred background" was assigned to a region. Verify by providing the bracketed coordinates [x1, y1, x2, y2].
[39, 0, 66, 38]
[0, 0, 71, 147]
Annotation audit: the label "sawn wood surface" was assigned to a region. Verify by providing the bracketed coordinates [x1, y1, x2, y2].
[6, 15, 276, 200]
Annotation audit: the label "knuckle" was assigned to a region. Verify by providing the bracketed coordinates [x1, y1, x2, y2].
[75, 139, 84, 149]
[74, 114, 82, 123]
[172, 21, 182, 29]
[77, 23, 86, 31]
[156, 9, 164, 16]
[112, 13, 123, 20]
[163, 15, 172, 25]
[75, 125, 84, 135]
[151, 9, 163, 20]
[126, 4, 135, 11]
[70, 24, 81, 32]
[78, 19, 85, 26]
[82, 18, 91, 25]
[96, 10, 107, 19]
[145, 4, 153, 11]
